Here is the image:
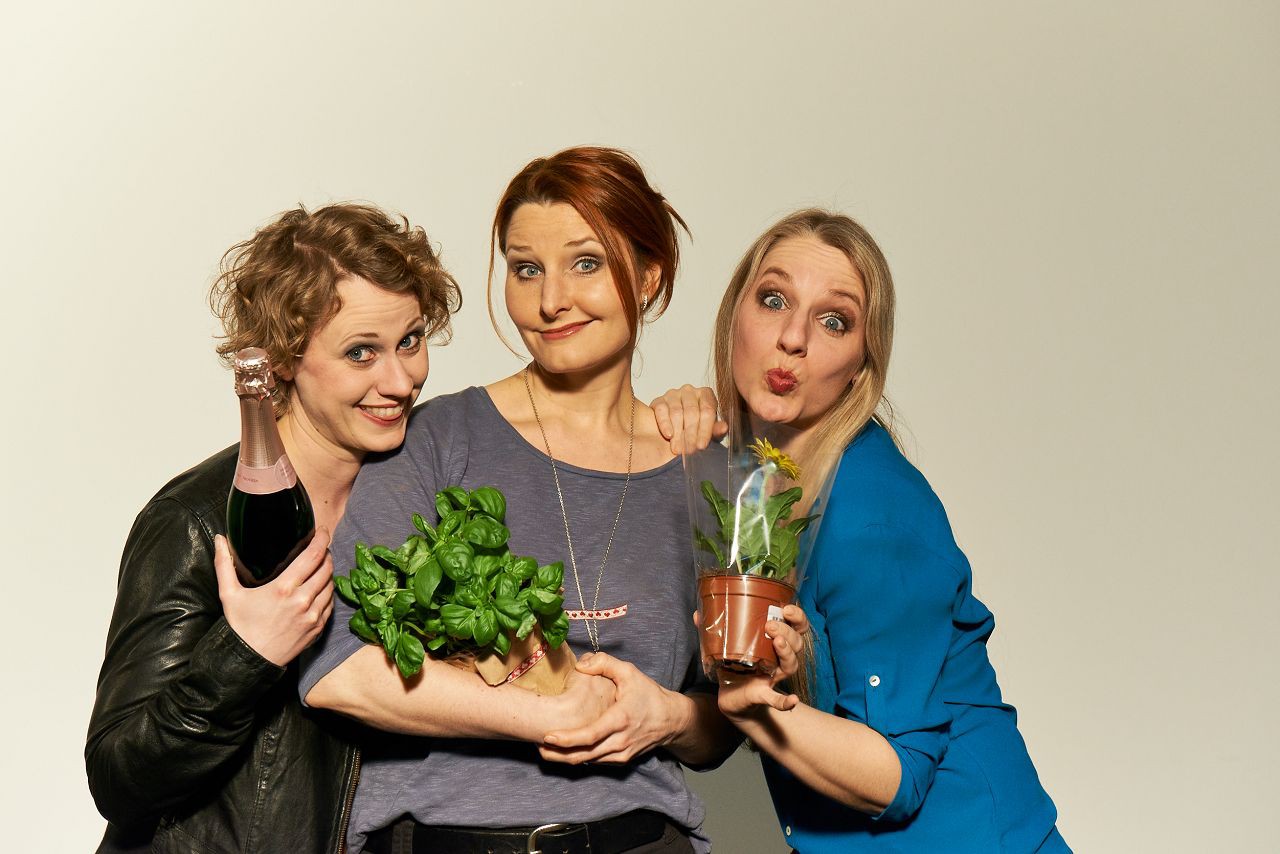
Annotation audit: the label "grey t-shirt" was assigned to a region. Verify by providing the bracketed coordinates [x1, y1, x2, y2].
[300, 387, 711, 853]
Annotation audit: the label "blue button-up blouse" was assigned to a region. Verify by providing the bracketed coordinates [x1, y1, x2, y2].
[762, 422, 1070, 852]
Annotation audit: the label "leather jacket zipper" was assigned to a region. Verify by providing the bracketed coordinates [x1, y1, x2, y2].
[335, 747, 361, 854]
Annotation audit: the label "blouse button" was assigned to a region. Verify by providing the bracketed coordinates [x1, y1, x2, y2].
[869, 675, 881, 687]
[785, 826, 792, 837]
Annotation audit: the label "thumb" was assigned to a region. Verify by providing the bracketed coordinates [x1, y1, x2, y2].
[212, 535, 242, 598]
[575, 652, 604, 674]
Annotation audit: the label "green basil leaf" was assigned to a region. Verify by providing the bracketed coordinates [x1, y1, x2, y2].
[426, 635, 447, 651]
[508, 556, 537, 581]
[357, 591, 384, 622]
[381, 621, 400, 656]
[440, 486, 469, 512]
[333, 574, 357, 604]
[469, 486, 506, 522]
[472, 553, 504, 581]
[462, 517, 510, 549]
[437, 509, 464, 538]
[492, 629, 511, 657]
[395, 539, 417, 566]
[436, 541, 475, 580]
[472, 605, 499, 646]
[515, 611, 537, 640]
[355, 542, 377, 573]
[412, 513, 438, 544]
[495, 607, 521, 631]
[370, 545, 404, 570]
[392, 590, 415, 620]
[528, 587, 563, 615]
[395, 633, 425, 678]
[406, 548, 430, 577]
[352, 565, 379, 594]
[454, 578, 487, 608]
[434, 493, 453, 520]
[535, 562, 564, 591]
[412, 556, 444, 605]
[494, 575, 519, 602]
[349, 610, 377, 643]
[542, 612, 570, 648]
[494, 594, 526, 620]
[441, 604, 475, 638]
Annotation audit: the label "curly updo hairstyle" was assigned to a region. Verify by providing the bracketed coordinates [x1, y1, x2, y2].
[210, 203, 461, 412]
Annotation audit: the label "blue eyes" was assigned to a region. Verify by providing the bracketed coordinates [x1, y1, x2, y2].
[758, 290, 851, 335]
[511, 256, 603, 280]
[345, 332, 424, 364]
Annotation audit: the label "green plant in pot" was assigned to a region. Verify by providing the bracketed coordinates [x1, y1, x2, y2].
[334, 485, 574, 694]
[690, 438, 817, 676]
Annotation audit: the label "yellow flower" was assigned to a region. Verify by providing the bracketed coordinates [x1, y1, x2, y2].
[750, 438, 801, 480]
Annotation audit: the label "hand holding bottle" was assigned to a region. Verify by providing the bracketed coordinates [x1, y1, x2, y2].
[213, 527, 335, 667]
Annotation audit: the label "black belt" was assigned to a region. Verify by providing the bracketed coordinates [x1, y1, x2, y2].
[362, 809, 671, 854]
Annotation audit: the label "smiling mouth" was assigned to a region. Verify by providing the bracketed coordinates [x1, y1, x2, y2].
[540, 320, 592, 340]
[358, 403, 406, 425]
[765, 369, 797, 394]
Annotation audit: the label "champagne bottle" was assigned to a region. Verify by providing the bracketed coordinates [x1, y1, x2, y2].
[226, 348, 315, 587]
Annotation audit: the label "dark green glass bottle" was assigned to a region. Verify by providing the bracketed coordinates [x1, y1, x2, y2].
[226, 348, 315, 586]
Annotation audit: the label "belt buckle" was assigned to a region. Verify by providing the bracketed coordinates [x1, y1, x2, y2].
[526, 822, 570, 854]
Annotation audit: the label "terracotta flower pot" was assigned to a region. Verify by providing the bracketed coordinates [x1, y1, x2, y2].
[697, 573, 795, 676]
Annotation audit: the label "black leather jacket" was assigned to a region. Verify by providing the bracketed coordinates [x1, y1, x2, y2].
[87, 446, 359, 854]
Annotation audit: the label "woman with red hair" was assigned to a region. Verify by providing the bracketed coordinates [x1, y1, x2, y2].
[302, 147, 741, 854]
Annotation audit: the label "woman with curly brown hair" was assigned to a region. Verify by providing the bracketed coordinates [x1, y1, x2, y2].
[86, 203, 461, 854]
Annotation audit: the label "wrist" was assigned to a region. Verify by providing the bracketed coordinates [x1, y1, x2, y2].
[661, 689, 697, 747]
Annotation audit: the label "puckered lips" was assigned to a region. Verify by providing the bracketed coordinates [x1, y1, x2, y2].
[358, 402, 407, 426]
[766, 368, 798, 395]
[539, 319, 593, 340]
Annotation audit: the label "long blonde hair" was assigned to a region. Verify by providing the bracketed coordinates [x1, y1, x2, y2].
[713, 209, 900, 499]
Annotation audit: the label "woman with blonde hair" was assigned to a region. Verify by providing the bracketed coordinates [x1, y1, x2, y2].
[656, 209, 1069, 852]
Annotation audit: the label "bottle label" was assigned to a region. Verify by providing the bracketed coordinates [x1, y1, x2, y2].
[233, 455, 298, 494]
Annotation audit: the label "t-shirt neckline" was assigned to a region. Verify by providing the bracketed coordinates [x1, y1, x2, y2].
[470, 386, 682, 481]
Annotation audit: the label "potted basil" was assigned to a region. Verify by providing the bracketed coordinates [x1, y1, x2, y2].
[333, 485, 574, 694]
[686, 438, 818, 676]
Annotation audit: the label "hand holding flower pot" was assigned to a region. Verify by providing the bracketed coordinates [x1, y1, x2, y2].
[686, 438, 820, 677]
[333, 485, 574, 694]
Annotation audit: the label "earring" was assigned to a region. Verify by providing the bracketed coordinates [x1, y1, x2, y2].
[640, 293, 650, 312]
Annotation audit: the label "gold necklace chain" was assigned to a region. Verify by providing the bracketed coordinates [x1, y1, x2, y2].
[522, 366, 635, 653]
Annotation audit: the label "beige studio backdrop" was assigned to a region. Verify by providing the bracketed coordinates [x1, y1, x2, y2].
[1, 2, 1275, 851]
